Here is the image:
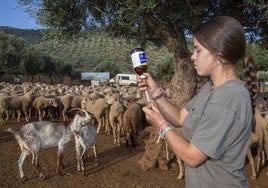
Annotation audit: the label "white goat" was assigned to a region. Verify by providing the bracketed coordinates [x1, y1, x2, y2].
[73, 124, 98, 175]
[6, 109, 92, 181]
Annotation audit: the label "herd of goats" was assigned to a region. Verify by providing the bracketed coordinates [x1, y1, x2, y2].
[0, 81, 268, 181]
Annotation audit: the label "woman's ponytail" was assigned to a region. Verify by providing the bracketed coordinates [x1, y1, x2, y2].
[242, 55, 258, 115]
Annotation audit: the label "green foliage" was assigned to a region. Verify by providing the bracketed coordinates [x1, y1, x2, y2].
[31, 28, 173, 80]
[1, 26, 268, 83]
[0, 26, 44, 45]
[21, 48, 46, 77]
[247, 43, 268, 70]
[18, 0, 267, 45]
[0, 31, 28, 76]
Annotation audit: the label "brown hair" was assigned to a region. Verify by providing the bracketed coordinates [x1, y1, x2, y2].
[193, 16, 258, 113]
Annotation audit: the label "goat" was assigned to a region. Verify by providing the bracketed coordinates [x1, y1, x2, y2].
[73, 124, 98, 175]
[6, 109, 92, 181]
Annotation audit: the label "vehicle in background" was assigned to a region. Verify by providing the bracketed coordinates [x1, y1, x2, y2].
[109, 74, 137, 86]
[81, 72, 110, 86]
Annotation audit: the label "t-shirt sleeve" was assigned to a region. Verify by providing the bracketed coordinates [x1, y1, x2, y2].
[190, 103, 238, 159]
[185, 94, 198, 112]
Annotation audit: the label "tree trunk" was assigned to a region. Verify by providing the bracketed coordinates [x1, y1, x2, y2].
[139, 25, 197, 171]
[162, 28, 196, 107]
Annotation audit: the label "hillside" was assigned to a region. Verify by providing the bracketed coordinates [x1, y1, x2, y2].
[0, 26, 44, 45]
[1, 26, 268, 78]
[0, 26, 173, 78]
[34, 29, 172, 77]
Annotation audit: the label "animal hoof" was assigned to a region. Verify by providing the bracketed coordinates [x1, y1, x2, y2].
[22, 176, 28, 182]
[41, 174, 47, 180]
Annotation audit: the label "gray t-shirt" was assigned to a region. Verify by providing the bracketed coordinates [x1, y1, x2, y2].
[183, 80, 252, 188]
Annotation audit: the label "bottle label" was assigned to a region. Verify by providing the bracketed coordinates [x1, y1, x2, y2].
[131, 51, 147, 68]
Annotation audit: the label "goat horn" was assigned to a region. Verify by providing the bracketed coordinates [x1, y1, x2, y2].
[68, 108, 82, 114]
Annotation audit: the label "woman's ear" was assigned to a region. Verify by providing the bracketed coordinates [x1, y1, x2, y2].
[216, 52, 225, 64]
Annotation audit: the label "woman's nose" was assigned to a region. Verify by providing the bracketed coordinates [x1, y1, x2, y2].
[191, 52, 196, 61]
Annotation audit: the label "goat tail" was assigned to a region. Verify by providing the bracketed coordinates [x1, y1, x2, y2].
[6, 128, 31, 152]
[6, 128, 21, 141]
[6, 127, 21, 143]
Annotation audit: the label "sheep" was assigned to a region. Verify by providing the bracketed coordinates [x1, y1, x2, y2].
[6, 109, 93, 181]
[30, 96, 59, 121]
[123, 97, 143, 147]
[106, 93, 124, 145]
[255, 99, 268, 177]
[247, 123, 264, 180]
[73, 124, 98, 175]
[173, 128, 184, 180]
[0, 90, 36, 124]
[159, 127, 184, 180]
[247, 98, 267, 179]
[81, 94, 109, 134]
[60, 94, 83, 121]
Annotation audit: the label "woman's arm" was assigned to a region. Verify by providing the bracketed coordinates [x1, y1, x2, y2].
[143, 103, 208, 167]
[154, 96, 188, 127]
[137, 73, 188, 126]
[165, 130, 208, 167]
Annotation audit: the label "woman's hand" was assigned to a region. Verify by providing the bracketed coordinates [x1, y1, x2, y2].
[136, 73, 158, 95]
[142, 102, 166, 129]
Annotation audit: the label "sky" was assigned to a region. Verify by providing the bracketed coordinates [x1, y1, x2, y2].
[0, 0, 43, 29]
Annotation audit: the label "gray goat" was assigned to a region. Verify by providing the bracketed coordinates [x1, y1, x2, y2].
[6, 109, 92, 181]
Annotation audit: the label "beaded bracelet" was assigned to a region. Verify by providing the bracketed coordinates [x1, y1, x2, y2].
[158, 121, 168, 132]
[151, 86, 167, 101]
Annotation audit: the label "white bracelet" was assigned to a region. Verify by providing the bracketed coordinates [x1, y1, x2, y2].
[160, 125, 174, 139]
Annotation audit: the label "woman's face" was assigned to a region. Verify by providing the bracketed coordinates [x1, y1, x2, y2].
[191, 37, 217, 76]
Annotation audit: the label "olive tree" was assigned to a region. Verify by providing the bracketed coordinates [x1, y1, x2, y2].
[18, 0, 267, 105]
[21, 48, 46, 83]
[0, 32, 28, 80]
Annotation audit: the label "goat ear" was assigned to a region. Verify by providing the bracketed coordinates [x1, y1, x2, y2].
[78, 110, 86, 117]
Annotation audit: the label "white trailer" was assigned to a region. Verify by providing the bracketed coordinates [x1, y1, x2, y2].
[81, 72, 110, 85]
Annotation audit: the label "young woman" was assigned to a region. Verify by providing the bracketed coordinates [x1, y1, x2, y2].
[137, 16, 257, 188]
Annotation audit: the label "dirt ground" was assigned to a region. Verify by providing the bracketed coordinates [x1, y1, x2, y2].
[0, 118, 267, 188]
